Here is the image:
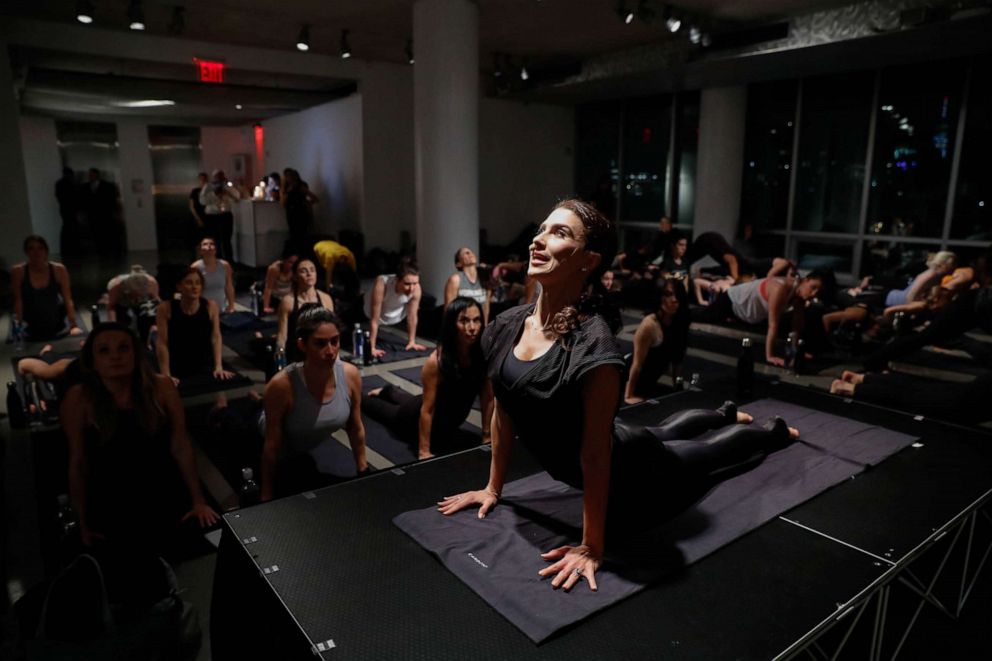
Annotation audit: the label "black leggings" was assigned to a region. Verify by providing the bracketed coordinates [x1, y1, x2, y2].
[360, 385, 422, 440]
[691, 290, 736, 324]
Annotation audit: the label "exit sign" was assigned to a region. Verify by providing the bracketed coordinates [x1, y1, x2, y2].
[194, 58, 226, 83]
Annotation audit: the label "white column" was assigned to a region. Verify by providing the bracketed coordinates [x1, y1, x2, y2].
[18, 116, 62, 253]
[413, 0, 479, 300]
[693, 86, 748, 238]
[115, 119, 157, 252]
[0, 40, 36, 269]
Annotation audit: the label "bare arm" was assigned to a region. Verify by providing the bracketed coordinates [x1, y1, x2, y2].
[343, 363, 368, 472]
[766, 258, 794, 278]
[443, 274, 459, 308]
[262, 264, 279, 312]
[905, 268, 936, 303]
[208, 300, 226, 373]
[882, 301, 927, 319]
[155, 301, 172, 379]
[624, 316, 658, 403]
[260, 373, 291, 501]
[106, 284, 120, 321]
[276, 295, 292, 349]
[405, 287, 423, 348]
[368, 277, 385, 354]
[764, 279, 790, 365]
[161, 377, 218, 527]
[55, 264, 80, 329]
[417, 354, 440, 459]
[223, 262, 236, 313]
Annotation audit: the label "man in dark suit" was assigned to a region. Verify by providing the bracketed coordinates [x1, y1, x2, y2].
[79, 167, 123, 259]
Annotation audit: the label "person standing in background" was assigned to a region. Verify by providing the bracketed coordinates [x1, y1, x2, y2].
[80, 168, 122, 260]
[199, 169, 240, 262]
[188, 172, 208, 252]
[55, 167, 80, 258]
[282, 168, 319, 259]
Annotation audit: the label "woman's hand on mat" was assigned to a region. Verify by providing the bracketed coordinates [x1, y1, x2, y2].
[263, 306, 275, 314]
[437, 490, 498, 519]
[539, 544, 601, 592]
[405, 341, 427, 352]
[167, 375, 180, 386]
[182, 502, 220, 528]
[766, 355, 785, 367]
[213, 368, 235, 380]
[624, 395, 645, 405]
[372, 347, 387, 359]
[69, 325, 84, 336]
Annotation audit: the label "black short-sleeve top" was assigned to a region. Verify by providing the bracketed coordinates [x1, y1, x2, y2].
[481, 303, 625, 488]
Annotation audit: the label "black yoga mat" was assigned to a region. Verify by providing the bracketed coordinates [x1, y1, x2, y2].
[391, 365, 483, 411]
[394, 398, 917, 643]
[362, 336, 433, 365]
[689, 329, 846, 373]
[174, 367, 254, 398]
[222, 319, 277, 371]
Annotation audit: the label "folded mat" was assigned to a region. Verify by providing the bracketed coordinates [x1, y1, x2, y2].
[393, 398, 917, 643]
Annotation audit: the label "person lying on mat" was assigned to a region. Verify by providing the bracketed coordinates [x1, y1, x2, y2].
[276, 258, 335, 361]
[155, 267, 234, 386]
[11, 234, 84, 341]
[437, 199, 800, 592]
[16, 343, 84, 414]
[624, 278, 690, 405]
[362, 263, 426, 359]
[261, 255, 298, 314]
[106, 265, 161, 345]
[364, 296, 494, 459]
[693, 264, 827, 366]
[191, 236, 236, 314]
[260, 307, 367, 501]
[61, 322, 219, 553]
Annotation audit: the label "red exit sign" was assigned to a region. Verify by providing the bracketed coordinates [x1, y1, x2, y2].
[194, 58, 226, 84]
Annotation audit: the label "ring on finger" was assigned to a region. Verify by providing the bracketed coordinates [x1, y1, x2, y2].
[573, 567, 583, 579]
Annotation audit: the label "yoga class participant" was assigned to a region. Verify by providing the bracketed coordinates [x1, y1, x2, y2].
[444, 247, 491, 322]
[276, 258, 335, 360]
[261, 255, 299, 314]
[624, 279, 690, 404]
[192, 236, 236, 313]
[437, 199, 799, 592]
[363, 264, 426, 359]
[260, 307, 366, 500]
[11, 235, 84, 340]
[155, 268, 234, 385]
[363, 296, 494, 459]
[61, 323, 219, 555]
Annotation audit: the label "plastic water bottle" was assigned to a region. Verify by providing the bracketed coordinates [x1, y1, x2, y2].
[363, 330, 373, 366]
[240, 468, 260, 507]
[56, 494, 78, 540]
[250, 284, 259, 317]
[274, 346, 287, 372]
[264, 344, 275, 382]
[352, 323, 364, 363]
[785, 332, 798, 370]
[794, 339, 805, 376]
[689, 372, 701, 389]
[91, 304, 100, 329]
[893, 311, 906, 334]
[12, 319, 25, 353]
[674, 376, 685, 391]
[6, 382, 27, 430]
[24, 375, 43, 422]
[737, 337, 754, 400]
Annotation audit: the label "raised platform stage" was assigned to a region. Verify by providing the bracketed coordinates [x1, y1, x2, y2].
[210, 383, 992, 660]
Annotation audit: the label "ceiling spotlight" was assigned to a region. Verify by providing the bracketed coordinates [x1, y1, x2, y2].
[340, 29, 352, 59]
[520, 65, 529, 81]
[406, 38, 414, 65]
[617, 1, 635, 24]
[168, 6, 184, 35]
[492, 53, 503, 78]
[689, 26, 701, 44]
[663, 5, 681, 32]
[296, 25, 311, 52]
[76, 0, 95, 24]
[235, 104, 243, 110]
[128, 1, 145, 30]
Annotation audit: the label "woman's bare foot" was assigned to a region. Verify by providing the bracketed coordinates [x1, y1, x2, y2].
[831, 379, 855, 396]
[247, 389, 263, 402]
[39, 344, 54, 355]
[788, 427, 800, 440]
[737, 411, 754, 424]
[841, 370, 864, 385]
[367, 387, 383, 397]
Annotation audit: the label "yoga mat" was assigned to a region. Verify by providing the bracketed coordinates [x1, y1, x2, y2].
[220, 311, 260, 331]
[394, 398, 917, 643]
[391, 365, 482, 411]
[690, 329, 846, 373]
[174, 366, 254, 398]
[367, 336, 434, 365]
[222, 319, 278, 371]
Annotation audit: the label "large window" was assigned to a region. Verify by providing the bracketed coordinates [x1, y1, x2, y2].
[867, 61, 965, 238]
[952, 56, 992, 241]
[793, 71, 874, 233]
[740, 80, 797, 232]
[621, 96, 671, 221]
[575, 103, 621, 222]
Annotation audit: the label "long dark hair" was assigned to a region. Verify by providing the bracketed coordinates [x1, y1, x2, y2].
[546, 198, 619, 337]
[79, 322, 164, 444]
[437, 297, 485, 381]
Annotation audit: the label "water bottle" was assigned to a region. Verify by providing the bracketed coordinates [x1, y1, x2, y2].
[264, 344, 276, 382]
[249, 284, 259, 317]
[785, 332, 798, 369]
[274, 346, 287, 372]
[13, 319, 25, 353]
[363, 330, 372, 366]
[892, 311, 906, 334]
[239, 468, 260, 507]
[24, 374, 43, 422]
[673, 376, 685, 391]
[7, 382, 27, 430]
[794, 338, 805, 375]
[689, 372, 701, 389]
[352, 323, 364, 363]
[56, 494, 78, 540]
[91, 304, 101, 329]
[737, 337, 754, 400]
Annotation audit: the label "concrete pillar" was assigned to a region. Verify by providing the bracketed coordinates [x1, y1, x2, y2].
[18, 116, 62, 253]
[115, 119, 157, 251]
[413, 0, 479, 299]
[693, 86, 748, 239]
[0, 41, 36, 269]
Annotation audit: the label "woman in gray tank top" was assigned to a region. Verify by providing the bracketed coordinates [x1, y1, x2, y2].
[445, 246, 491, 323]
[191, 236, 236, 313]
[260, 307, 367, 500]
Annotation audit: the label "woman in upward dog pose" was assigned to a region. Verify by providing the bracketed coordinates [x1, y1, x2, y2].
[438, 199, 800, 592]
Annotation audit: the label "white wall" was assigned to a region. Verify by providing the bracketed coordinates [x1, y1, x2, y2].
[263, 95, 364, 238]
[201, 126, 255, 184]
[116, 119, 157, 251]
[479, 98, 575, 247]
[18, 115, 62, 252]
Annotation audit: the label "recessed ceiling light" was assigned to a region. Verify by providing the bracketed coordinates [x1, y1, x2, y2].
[76, 0, 95, 24]
[128, 1, 145, 30]
[340, 29, 352, 59]
[235, 104, 243, 110]
[296, 25, 311, 52]
[112, 99, 176, 108]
